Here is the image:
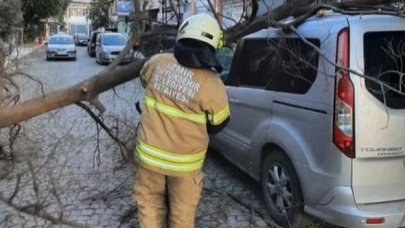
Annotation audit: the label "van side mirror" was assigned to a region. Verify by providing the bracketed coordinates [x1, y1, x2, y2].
[44, 42, 48, 46]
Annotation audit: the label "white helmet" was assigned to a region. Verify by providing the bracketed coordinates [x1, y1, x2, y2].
[176, 14, 223, 50]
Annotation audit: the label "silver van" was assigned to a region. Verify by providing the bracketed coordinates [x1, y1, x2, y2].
[95, 32, 133, 64]
[210, 12, 405, 228]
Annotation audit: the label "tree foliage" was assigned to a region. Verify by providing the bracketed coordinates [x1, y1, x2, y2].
[21, 0, 70, 28]
[88, 0, 113, 30]
[21, 0, 70, 39]
[20, 0, 70, 40]
[0, 0, 23, 41]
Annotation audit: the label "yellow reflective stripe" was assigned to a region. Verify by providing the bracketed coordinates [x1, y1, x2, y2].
[138, 140, 206, 163]
[144, 96, 206, 124]
[208, 105, 230, 125]
[135, 141, 206, 173]
[136, 149, 204, 172]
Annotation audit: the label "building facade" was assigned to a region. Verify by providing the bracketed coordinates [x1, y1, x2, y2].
[128, 0, 283, 29]
[113, 0, 134, 34]
[65, 0, 92, 36]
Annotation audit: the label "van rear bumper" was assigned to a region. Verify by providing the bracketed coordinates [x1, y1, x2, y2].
[305, 186, 405, 228]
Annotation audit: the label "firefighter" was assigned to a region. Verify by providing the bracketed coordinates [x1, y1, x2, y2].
[133, 14, 230, 228]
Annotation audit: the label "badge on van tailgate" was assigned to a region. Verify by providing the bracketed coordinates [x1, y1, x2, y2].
[360, 147, 404, 157]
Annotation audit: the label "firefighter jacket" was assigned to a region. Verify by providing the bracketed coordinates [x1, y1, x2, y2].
[135, 53, 230, 177]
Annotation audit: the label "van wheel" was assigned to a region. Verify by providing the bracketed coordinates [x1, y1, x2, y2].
[261, 151, 312, 227]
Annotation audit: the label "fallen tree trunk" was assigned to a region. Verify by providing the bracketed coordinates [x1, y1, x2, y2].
[0, 59, 145, 128]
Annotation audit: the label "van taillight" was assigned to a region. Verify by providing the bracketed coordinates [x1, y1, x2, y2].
[333, 28, 354, 158]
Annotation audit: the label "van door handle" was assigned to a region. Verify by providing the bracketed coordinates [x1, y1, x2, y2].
[229, 98, 240, 104]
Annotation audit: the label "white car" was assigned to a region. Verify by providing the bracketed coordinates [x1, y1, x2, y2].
[46, 34, 76, 61]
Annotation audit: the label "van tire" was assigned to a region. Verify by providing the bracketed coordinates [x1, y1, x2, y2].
[261, 150, 312, 227]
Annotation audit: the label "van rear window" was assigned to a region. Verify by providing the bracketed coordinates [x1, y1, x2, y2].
[364, 31, 405, 109]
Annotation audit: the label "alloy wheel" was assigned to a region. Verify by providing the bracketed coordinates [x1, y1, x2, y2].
[264, 162, 293, 214]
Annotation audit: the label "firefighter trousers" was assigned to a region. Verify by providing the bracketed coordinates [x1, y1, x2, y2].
[133, 165, 204, 228]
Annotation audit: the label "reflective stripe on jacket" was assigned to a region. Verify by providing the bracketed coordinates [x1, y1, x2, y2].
[135, 53, 229, 176]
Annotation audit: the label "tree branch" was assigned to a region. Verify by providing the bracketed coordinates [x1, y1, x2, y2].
[0, 59, 146, 128]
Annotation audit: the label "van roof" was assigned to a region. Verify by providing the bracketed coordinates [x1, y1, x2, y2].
[301, 12, 403, 25]
[246, 12, 405, 39]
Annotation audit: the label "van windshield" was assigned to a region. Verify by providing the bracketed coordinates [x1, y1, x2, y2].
[102, 35, 127, 46]
[364, 31, 405, 109]
[78, 34, 88, 39]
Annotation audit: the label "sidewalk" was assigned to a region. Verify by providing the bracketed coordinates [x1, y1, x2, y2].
[5, 42, 43, 66]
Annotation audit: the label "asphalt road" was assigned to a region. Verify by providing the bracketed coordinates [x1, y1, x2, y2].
[0, 46, 329, 228]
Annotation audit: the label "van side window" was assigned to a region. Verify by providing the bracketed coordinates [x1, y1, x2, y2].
[234, 38, 320, 94]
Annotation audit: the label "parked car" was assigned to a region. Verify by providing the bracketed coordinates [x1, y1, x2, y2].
[95, 32, 133, 64]
[45, 34, 76, 61]
[87, 31, 101, 57]
[210, 12, 405, 228]
[73, 33, 89, 46]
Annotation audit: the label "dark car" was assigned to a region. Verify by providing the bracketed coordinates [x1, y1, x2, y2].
[87, 31, 100, 57]
[74, 33, 89, 46]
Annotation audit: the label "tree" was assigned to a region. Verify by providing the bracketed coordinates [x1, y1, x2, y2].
[0, 0, 23, 41]
[21, 0, 70, 40]
[0, 0, 23, 109]
[1, 0, 405, 226]
[88, 0, 114, 30]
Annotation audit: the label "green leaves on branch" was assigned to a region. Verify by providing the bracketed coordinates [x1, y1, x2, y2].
[88, 0, 113, 30]
[22, 0, 70, 26]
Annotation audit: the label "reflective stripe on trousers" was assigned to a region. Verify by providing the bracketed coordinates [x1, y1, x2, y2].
[136, 140, 207, 173]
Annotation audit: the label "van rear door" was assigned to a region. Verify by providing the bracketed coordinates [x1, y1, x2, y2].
[349, 15, 405, 204]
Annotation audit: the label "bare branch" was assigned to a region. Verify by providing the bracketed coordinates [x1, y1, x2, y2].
[7, 174, 21, 204]
[249, 0, 258, 22]
[8, 71, 45, 97]
[0, 194, 89, 228]
[76, 102, 130, 160]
